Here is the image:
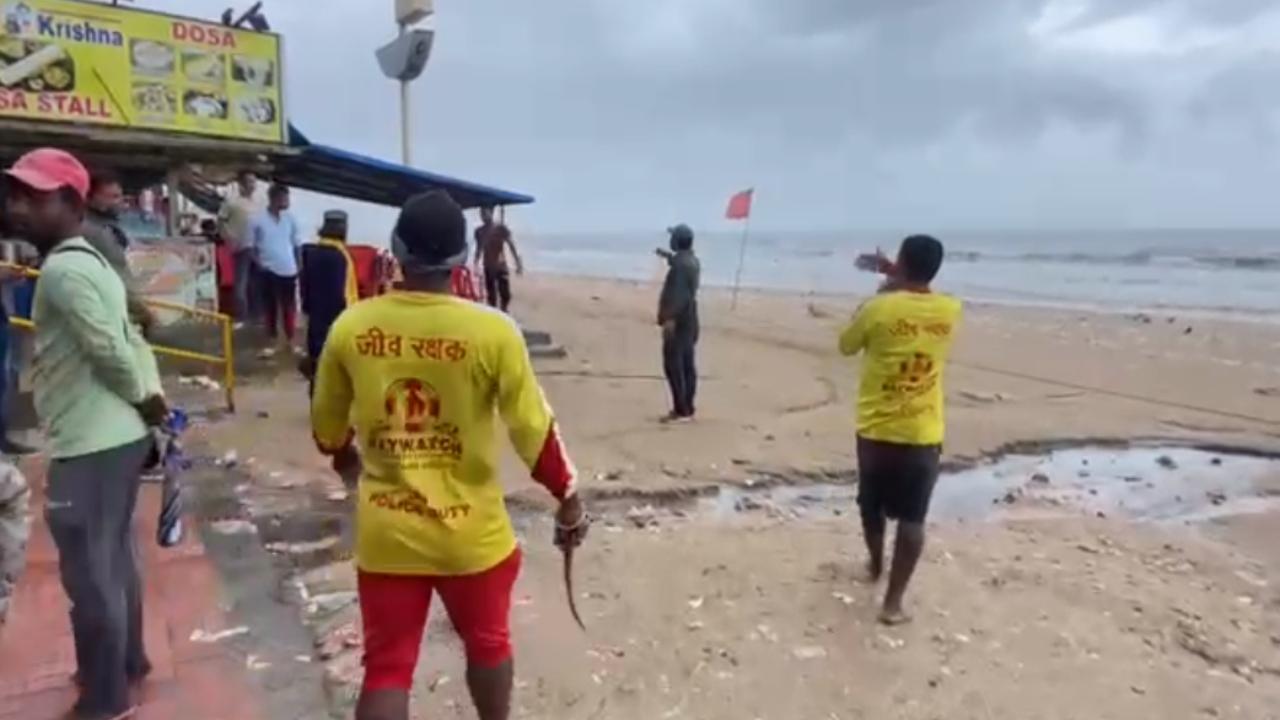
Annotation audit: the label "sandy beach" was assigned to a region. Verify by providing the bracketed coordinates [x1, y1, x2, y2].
[188, 274, 1280, 719]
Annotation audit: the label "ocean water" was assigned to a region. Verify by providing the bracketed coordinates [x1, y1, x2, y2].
[523, 229, 1280, 320]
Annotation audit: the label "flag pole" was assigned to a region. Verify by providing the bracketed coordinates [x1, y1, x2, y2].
[730, 214, 751, 311]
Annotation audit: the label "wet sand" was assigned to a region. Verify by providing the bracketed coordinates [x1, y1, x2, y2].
[186, 275, 1280, 719]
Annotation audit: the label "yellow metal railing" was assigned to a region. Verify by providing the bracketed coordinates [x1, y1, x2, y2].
[2, 263, 237, 412]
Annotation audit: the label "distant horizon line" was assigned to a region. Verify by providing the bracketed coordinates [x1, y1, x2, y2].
[519, 225, 1280, 237]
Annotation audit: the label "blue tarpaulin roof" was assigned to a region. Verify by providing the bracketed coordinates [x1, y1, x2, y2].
[272, 125, 534, 209]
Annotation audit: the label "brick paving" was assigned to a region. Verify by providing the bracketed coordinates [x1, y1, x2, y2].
[0, 460, 264, 720]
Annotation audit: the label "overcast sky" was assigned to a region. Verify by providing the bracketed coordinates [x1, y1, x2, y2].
[161, 0, 1280, 235]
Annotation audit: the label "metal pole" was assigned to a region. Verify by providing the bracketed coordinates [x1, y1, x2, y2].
[399, 23, 412, 166]
[730, 215, 751, 311]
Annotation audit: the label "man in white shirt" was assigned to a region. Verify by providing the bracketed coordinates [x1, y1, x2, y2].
[217, 170, 261, 319]
[250, 183, 302, 347]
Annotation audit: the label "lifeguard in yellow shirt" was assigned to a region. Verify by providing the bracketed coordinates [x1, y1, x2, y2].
[311, 191, 587, 720]
[841, 235, 961, 626]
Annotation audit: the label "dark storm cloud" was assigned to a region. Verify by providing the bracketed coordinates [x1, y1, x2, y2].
[164, 0, 1280, 229]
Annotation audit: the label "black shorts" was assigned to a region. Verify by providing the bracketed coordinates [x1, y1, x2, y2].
[856, 436, 941, 524]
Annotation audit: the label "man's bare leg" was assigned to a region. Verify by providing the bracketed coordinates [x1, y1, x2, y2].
[859, 504, 887, 582]
[355, 689, 409, 720]
[467, 659, 514, 720]
[880, 521, 925, 624]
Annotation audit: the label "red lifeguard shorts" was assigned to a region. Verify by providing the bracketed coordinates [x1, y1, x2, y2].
[357, 549, 522, 692]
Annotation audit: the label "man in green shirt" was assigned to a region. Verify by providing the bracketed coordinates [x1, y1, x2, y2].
[5, 148, 167, 720]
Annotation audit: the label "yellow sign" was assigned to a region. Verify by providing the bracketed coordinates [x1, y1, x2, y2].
[0, 0, 284, 143]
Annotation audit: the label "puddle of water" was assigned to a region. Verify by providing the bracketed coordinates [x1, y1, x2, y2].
[693, 445, 1280, 525]
[945, 446, 1280, 523]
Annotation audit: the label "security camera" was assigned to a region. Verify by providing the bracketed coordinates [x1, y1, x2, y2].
[376, 29, 434, 82]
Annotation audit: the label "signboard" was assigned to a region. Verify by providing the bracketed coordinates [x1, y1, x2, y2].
[129, 238, 217, 317]
[0, 0, 284, 143]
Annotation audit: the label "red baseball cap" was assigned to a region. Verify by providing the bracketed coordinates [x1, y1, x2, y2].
[4, 148, 91, 201]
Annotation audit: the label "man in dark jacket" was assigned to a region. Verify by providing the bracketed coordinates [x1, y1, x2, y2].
[656, 224, 701, 421]
[299, 210, 356, 390]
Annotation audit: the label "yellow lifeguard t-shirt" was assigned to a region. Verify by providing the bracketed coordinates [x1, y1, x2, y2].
[838, 291, 963, 446]
[311, 291, 576, 576]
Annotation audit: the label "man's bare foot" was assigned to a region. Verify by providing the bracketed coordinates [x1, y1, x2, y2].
[877, 607, 913, 626]
[860, 558, 883, 584]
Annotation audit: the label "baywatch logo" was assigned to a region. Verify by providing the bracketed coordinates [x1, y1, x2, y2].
[383, 378, 441, 433]
[372, 379, 461, 463]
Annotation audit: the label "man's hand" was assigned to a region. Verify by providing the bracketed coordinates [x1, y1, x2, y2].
[134, 395, 169, 427]
[297, 356, 317, 382]
[855, 248, 895, 275]
[661, 319, 677, 339]
[655, 247, 674, 261]
[129, 298, 158, 340]
[332, 444, 361, 490]
[554, 493, 588, 549]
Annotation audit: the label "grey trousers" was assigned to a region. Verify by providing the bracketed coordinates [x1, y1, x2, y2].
[45, 437, 152, 715]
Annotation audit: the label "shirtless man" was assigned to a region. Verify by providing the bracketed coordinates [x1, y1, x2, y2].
[473, 206, 523, 312]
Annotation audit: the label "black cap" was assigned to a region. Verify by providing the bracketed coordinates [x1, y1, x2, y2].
[668, 223, 694, 244]
[394, 191, 467, 267]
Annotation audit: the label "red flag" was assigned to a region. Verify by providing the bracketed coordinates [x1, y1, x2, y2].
[725, 188, 753, 220]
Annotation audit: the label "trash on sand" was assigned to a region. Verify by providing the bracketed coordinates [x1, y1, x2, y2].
[832, 592, 855, 606]
[265, 537, 340, 555]
[219, 450, 239, 468]
[190, 626, 250, 643]
[625, 505, 659, 529]
[179, 375, 223, 392]
[209, 519, 257, 535]
[791, 645, 828, 660]
[306, 591, 358, 616]
[878, 634, 906, 650]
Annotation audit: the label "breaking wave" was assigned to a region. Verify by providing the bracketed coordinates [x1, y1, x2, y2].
[946, 250, 1280, 271]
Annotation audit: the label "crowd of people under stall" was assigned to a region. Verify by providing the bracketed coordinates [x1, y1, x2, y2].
[0, 147, 547, 720]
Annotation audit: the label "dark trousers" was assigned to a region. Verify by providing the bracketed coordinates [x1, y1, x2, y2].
[45, 438, 152, 715]
[485, 268, 512, 312]
[261, 271, 298, 342]
[662, 330, 698, 417]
